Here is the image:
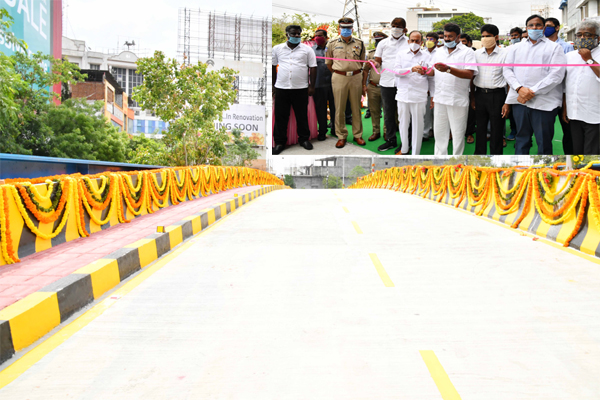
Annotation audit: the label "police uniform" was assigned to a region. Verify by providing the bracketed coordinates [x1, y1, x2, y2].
[366, 48, 382, 139]
[325, 25, 366, 145]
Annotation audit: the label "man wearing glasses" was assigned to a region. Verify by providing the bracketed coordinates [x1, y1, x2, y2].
[562, 20, 600, 154]
[503, 14, 566, 155]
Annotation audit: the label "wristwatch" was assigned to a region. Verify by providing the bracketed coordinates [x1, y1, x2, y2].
[587, 59, 596, 65]
[446, 66, 451, 73]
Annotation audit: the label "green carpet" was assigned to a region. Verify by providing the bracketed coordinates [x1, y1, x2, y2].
[331, 109, 565, 155]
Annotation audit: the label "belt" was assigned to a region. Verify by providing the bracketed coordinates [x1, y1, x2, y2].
[333, 70, 362, 76]
[475, 86, 505, 94]
[369, 82, 379, 87]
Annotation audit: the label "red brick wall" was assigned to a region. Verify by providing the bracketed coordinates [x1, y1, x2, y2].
[71, 82, 105, 101]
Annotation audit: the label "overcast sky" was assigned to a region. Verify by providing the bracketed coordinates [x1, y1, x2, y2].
[64, 0, 271, 59]
[273, 0, 561, 35]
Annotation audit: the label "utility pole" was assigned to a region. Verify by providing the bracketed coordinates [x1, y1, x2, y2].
[342, 0, 361, 37]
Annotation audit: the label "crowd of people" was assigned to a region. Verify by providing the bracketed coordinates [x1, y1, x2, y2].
[272, 14, 600, 156]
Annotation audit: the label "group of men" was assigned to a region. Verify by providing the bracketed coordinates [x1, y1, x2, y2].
[272, 15, 600, 156]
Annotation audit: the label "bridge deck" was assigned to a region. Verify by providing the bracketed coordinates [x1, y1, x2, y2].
[1, 189, 599, 398]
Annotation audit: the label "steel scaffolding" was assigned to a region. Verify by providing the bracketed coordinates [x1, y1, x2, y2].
[177, 8, 270, 106]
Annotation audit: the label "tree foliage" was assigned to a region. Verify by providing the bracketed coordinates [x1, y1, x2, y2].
[447, 155, 494, 166]
[283, 174, 295, 188]
[222, 129, 260, 167]
[323, 175, 343, 189]
[348, 165, 368, 184]
[133, 51, 238, 166]
[432, 12, 486, 41]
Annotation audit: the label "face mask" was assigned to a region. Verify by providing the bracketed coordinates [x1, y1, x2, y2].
[409, 42, 421, 51]
[574, 36, 599, 50]
[544, 26, 556, 37]
[341, 28, 352, 37]
[481, 37, 496, 49]
[437, 40, 443, 46]
[528, 29, 544, 41]
[390, 28, 404, 38]
[426, 40, 436, 48]
[510, 38, 521, 45]
[288, 36, 301, 44]
[314, 36, 327, 46]
[444, 39, 457, 48]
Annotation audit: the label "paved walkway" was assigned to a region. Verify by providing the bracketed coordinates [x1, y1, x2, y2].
[0, 185, 264, 310]
[1, 189, 599, 398]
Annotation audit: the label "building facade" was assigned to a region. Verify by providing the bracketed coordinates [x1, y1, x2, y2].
[62, 36, 167, 137]
[560, 0, 600, 41]
[406, 6, 470, 33]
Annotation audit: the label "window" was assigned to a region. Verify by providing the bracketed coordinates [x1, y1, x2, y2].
[147, 120, 156, 134]
[128, 69, 143, 107]
[136, 119, 146, 134]
[158, 121, 166, 132]
[89, 64, 100, 70]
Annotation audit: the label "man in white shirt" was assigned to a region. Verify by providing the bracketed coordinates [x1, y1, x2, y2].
[472, 24, 510, 155]
[427, 23, 478, 155]
[422, 31, 439, 141]
[272, 25, 317, 155]
[374, 17, 409, 152]
[393, 31, 433, 155]
[503, 14, 566, 155]
[562, 20, 600, 154]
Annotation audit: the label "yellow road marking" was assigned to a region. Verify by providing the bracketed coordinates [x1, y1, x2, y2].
[0, 202, 248, 388]
[420, 350, 462, 400]
[368, 253, 394, 287]
[352, 221, 363, 234]
[337, 198, 342, 203]
[342, 206, 350, 213]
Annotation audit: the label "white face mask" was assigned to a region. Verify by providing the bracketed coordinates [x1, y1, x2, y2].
[390, 28, 404, 38]
[409, 42, 421, 51]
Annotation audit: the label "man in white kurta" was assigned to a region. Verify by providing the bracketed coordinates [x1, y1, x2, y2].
[562, 20, 600, 154]
[393, 31, 433, 155]
[428, 23, 478, 155]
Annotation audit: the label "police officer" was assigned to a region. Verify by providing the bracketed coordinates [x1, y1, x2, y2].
[362, 31, 387, 141]
[326, 17, 367, 149]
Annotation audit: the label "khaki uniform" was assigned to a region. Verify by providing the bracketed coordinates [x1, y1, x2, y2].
[325, 36, 366, 140]
[366, 49, 382, 135]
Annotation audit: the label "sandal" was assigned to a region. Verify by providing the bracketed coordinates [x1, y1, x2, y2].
[466, 134, 474, 144]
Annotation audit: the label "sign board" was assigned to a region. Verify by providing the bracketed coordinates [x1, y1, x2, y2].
[0, 0, 54, 57]
[215, 104, 266, 146]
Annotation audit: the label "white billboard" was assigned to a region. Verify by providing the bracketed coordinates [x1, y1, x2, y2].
[216, 104, 266, 146]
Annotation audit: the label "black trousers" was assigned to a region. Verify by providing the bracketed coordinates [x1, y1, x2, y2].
[513, 104, 557, 155]
[571, 119, 600, 155]
[474, 89, 505, 155]
[274, 88, 309, 145]
[313, 86, 336, 137]
[380, 86, 398, 142]
[466, 106, 476, 137]
[558, 106, 572, 154]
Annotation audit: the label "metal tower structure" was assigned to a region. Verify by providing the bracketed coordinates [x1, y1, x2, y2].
[342, 0, 361, 37]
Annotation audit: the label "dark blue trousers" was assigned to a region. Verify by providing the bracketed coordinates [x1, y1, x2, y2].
[512, 104, 558, 155]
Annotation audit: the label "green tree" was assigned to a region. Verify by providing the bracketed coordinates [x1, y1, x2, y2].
[222, 129, 260, 167]
[323, 175, 343, 189]
[348, 165, 368, 184]
[531, 155, 566, 165]
[273, 13, 319, 45]
[133, 51, 237, 166]
[432, 12, 486, 41]
[127, 133, 168, 166]
[38, 99, 129, 161]
[283, 174, 296, 188]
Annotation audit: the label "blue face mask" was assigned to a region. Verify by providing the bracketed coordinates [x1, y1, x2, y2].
[510, 38, 521, 45]
[341, 28, 352, 37]
[544, 26, 556, 37]
[288, 36, 301, 44]
[444, 39, 457, 48]
[528, 29, 544, 41]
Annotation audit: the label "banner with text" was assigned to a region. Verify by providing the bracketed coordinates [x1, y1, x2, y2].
[216, 104, 266, 146]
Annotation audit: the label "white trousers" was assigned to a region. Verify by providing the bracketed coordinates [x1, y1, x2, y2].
[398, 101, 426, 155]
[423, 93, 433, 135]
[433, 103, 469, 155]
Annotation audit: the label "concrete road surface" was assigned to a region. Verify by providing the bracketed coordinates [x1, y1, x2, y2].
[1, 189, 599, 399]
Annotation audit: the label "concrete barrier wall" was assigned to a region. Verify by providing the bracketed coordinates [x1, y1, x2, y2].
[350, 165, 600, 257]
[0, 166, 284, 265]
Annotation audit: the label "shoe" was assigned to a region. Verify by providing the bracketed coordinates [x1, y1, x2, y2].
[394, 145, 410, 155]
[318, 134, 327, 141]
[272, 145, 285, 155]
[336, 139, 347, 148]
[506, 133, 516, 141]
[345, 118, 353, 125]
[368, 133, 381, 141]
[327, 121, 332, 128]
[422, 136, 429, 141]
[355, 137, 366, 146]
[378, 140, 397, 152]
[299, 141, 313, 150]
[466, 134, 474, 144]
[503, 138, 507, 148]
[365, 109, 371, 119]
